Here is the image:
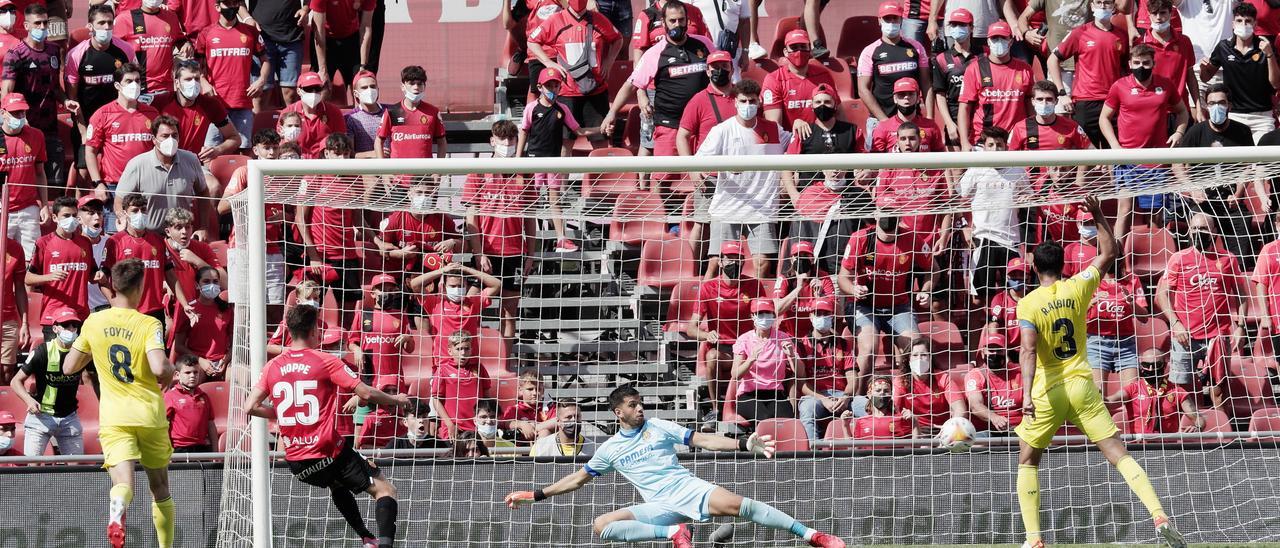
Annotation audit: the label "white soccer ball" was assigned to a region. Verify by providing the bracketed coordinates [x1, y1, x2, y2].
[937, 417, 977, 453]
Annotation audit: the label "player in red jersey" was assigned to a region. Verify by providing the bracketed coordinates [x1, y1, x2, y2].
[26, 196, 102, 342]
[243, 304, 409, 548]
[103, 194, 178, 328]
[1105, 349, 1204, 435]
[964, 332, 1025, 433]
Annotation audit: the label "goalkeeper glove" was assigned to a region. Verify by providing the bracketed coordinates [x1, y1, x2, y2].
[742, 432, 775, 457]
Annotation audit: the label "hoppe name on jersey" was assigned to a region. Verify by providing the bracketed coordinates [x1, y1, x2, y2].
[278, 362, 313, 375]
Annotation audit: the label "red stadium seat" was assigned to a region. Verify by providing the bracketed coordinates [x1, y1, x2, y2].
[0, 385, 25, 418]
[839, 99, 871, 133]
[824, 418, 854, 441]
[1185, 408, 1232, 433]
[203, 381, 232, 433]
[208, 240, 230, 271]
[69, 26, 90, 48]
[26, 293, 43, 343]
[253, 110, 282, 135]
[583, 148, 638, 200]
[817, 57, 854, 103]
[1225, 357, 1275, 420]
[209, 155, 250, 188]
[622, 105, 643, 153]
[75, 383, 99, 429]
[81, 428, 103, 455]
[609, 191, 668, 244]
[606, 59, 633, 103]
[477, 327, 513, 378]
[720, 379, 750, 427]
[664, 280, 703, 334]
[637, 238, 697, 288]
[1134, 317, 1169, 354]
[1246, 408, 1280, 438]
[836, 16, 880, 69]
[767, 17, 804, 60]
[217, 431, 228, 451]
[919, 320, 966, 368]
[755, 417, 810, 452]
[740, 58, 780, 86]
[1126, 225, 1177, 282]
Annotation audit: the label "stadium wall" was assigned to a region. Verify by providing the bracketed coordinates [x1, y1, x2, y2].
[2, 447, 1278, 547]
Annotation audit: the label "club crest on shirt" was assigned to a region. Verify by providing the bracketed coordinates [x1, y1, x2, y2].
[240, 34, 248, 44]
[420, 115, 428, 124]
[642, 430, 652, 440]
[899, 255, 907, 265]
[905, 49, 914, 57]
[1058, 135, 1066, 144]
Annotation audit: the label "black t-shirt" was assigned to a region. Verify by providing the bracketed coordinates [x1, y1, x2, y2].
[652, 39, 712, 129]
[863, 39, 925, 115]
[932, 47, 975, 121]
[76, 43, 132, 119]
[524, 100, 570, 157]
[1209, 38, 1276, 113]
[1177, 119, 1255, 199]
[20, 342, 84, 418]
[249, 0, 306, 44]
[794, 120, 860, 187]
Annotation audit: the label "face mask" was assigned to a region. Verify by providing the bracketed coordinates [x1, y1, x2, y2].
[220, 6, 239, 21]
[200, 283, 221, 299]
[1141, 366, 1163, 384]
[753, 314, 776, 330]
[120, 82, 141, 101]
[94, 28, 112, 44]
[1151, 20, 1170, 33]
[1209, 104, 1229, 125]
[667, 25, 687, 41]
[785, 49, 811, 67]
[813, 104, 836, 122]
[56, 328, 77, 345]
[986, 354, 1006, 370]
[29, 27, 46, 42]
[1235, 23, 1255, 39]
[377, 291, 403, 311]
[0, 436, 11, 452]
[1008, 278, 1026, 293]
[477, 422, 498, 439]
[1079, 225, 1098, 239]
[709, 68, 731, 87]
[300, 91, 321, 108]
[946, 25, 970, 41]
[445, 285, 466, 302]
[296, 299, 317, 308]
[736, 103, 759, 121]
[0, 13, 13, 30]
[403, 90, 423, 105]
[810, 314, 834, 332]
[169, 238, 186, 251]
[492, 143, 515, 158]
[720, 261, 741, 279]
[82, 224, 101, 238]
[870, 395, 892, 412]
[143, 0, 165, 9]
[542, 88, 557, 101]
[1131, 66, 1153, 82]
[794, 258, 814, 275]
[129, 212, 148, 231]
[405, 429, 422, 442]
[5, 115, 24, 131]
[280, 126, 301, 141]
[357, 88, 378, 105]
[566, 0, 588, 15]
[57, 216, 80, 233]
[881, 21, 901, 38]
[896, 102, 918, 116]
[561, 421, 580, 437]
[1191, 231, 1214, 251]
[877, 216, 898, 234]
[909, 356, 930, 376]
[1034, 101, 1055, 117]
[179, 79, 200, 100]
[410, 194, 428, 210]
[157, 136, 178, 157]
[989, 39, 1011, 58]
[1093, 8, 1114, 21]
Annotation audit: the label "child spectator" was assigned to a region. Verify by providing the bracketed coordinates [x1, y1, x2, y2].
[1105, 349, 1206, 434]
[10, 308, 85, 456]
[529, 402, 594, 457]
[772, 241, 836, 337]
[384, 398, 450, 450]
[219, 129, 287, 324]
[518, 69, 589, 252]
[851, 376, 912, 441]
[0, 411, 18, 459]
[164, 355, 218, 453]
[411, 262, 502, 369]
[375, 65, 447, 163]
[474, 399, 516, 451]
[430, 330, 492, 440]
[163, 208, 225, 317]
[277, 110, 304, 146]
[267, 280, 326, 357]
[103, 193, 178, 329]
[347, 274, 414, 392]
[376, 182, 463, 277]
[500, 370, 557, 444]
[356, 382, 407, 449]
[731, 300, 798, 428]
[172, 266, 234, 378]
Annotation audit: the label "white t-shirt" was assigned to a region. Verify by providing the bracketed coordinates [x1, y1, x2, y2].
[956, 165, 1027, 247]
[1180, 0, 1234, 60]
[691, 0, 747, 41]
[944, 0, 1003, 37]
[695, 117, 791, 221]
[529, 433, 596, 457]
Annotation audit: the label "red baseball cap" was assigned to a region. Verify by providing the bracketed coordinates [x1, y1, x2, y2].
[421, 252, 452, 272]
[987, 21, 1014, 38]
[878, 1, 903, 18]
[707, 50, 733, 65]
[297, 71, 324, 89]
[538, 68, 565, 85]
[983, 331, 1007, 349]
[1, 92, 29, 112]
[77, 194, 104, 209]
[289, 264, 340, 286]
[790, 240, 816, 256]
[784, 29, 810, 47]
[948, 8, 974, 24]
[750, 299, 775, 314]
[811, 297, 836, 313]
[892, 78, 920, 94]
[370, 274, 398, 288]
[352, 70, 377, 85]
[0, 411, 15, 426]
[51, 308, 82, 325]
[810, 83, 839, 103]
[1007, 256, 1030, 275]
[0, 0, 15, 9]
[720, 240, 747, 257]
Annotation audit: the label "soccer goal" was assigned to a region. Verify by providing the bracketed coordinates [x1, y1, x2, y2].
[219, 146, 1280, 547]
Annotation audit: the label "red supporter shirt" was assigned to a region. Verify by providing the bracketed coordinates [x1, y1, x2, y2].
[1121, 379, 1189, 434]
[1008, 115, 1090, 152]
[678, 86, 736, 151]
[524, 0, 562, 36]
[795, 335, 853, 393]
[1037, 199, 1085, 244]
[29, 233, 98, 324]
[1249, 0, 1280, 36]
[695, 277, 766, 344]
[226, 166, 284, 254]
[301, 176, 361, 260]
[103, 230, 170, 315]
[354, 408, 404, 448]
[151, 93, 230, 154]
[380, 212, 454, 273]
[873, 166, 946, 216]
[893, 370, 961, 429]
[177, 0, 217, 37]
[348, 308, 412, 389]
[377, 101, 446, 159]
[870, 114, 945, 152]
[0, 33, 20, 62]
[1251, 239, 1280, 327]
[958, 58, 1033, 143]
[500, 399, 556, 429]
[528, 10, 622, 97]
[770, 275, 835, 337]
[1087, 275, 1146, 338]
[308, 0, 374, 39]
[1103, 75, 1180, 149]
[461, 174, 535, 257]
[194, 23, 264, 110]
[283, 101, 347, 158]
[429, 362, 490, 438]
[761, 64, 838, 128]
[164, 384, 213, 448]
[1142, 31, 1195, 104]
[257, 348, 361, 461]
[166, 239, 220, 304]
[86, 101, 159, 183]
[853, 414, 912, 439]
[173, 300, 233, 361]
[630, 2, 708, 51]
[2, 239, 24, 323]
[1160, 247, 1244, 339]
[1, 125, 47, 211]
[113, 8, 183, 92]
[1062, 241, 1098, 277]
[989, 290, 1022, 349]
[839, 227, 932, 308]
[421, 293, 489, 368]
[1054, 24, 1129, 101]
[963, 367, 1025, 428]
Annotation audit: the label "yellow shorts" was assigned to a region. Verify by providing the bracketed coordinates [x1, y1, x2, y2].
[1015, 377, 1119, 450]
[99, 425, 174, 470]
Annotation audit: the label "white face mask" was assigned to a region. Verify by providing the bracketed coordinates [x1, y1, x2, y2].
[280, 126, 301, 141]
[1093, 8, 1114, 21]
[810, 314, 834, 332]
[128, 212, 148, 231]
[403, 89, 423, 105]
[119, 82, 141, 101]
[142, 0, 165, 9]
[1080, 225, 1098, 239]
[1034, 101, 1055, 117]
[56, 327, 78, 345]
[410, 194, 428, 210]
[737, 103, 759, 121]
[909, 356, 930, 376]
[753, 314, 775, 330]
[179, 79, 200, 100]
[57, 216, 80, 233]
[989, 38, 1011, 57]
[157, 136, 178, 157]
[1151, 20, 1170, 33]
[445, 285, 466, 302]
[477, 422, 497, 438]
[881, 21, 901, 38]
[296, 299, 317, 308]
[200, 283, 222, 299]
[300, 91, 321, 108]
[0, 13, 14, 30]
[82, 224, 101, 238]
[1235, 23, 1255, 39]
[5, 114, 24, 132]
[93, 28, 112, 44]
[357, 88, 378, 105]
[492, 143, 515, 158]
[0, 436, 11, 452]
[169, 238, 186, 250]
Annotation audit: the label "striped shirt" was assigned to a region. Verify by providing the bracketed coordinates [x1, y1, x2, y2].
[344, 104, 387, 154]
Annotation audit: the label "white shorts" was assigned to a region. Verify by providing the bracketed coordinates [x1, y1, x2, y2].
[227, 248, 286, 305]
[627, 477, 717, 523]
[6, 204, 39, 259]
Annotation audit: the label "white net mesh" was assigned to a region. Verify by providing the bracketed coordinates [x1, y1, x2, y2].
[215, 149, 1280, 547]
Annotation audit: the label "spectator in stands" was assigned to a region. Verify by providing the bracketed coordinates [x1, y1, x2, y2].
[732, 299, 797, 428]
[347, 273, 414, 393]
[284, 71, 347, 159]
[985, 256, 1029, 354]
[449, 430, 490, 457]
[1017, 0, 1083, 98]
[1105, 349, 1205, 433]
[385, 398, 450, 450]
[519, 69, 587, 252]
[851, 376, 912, 440]
[220, 130, 287, 323]
[779, 84, 861, 210]
[838, 214, 932, 396]
[676, 49, 736, 156]
[1008, 80, 1091, 192]
[356, 381, 406, 448]
[1063, 209, 1100, 277]
[251, 0, 307, 107]
[1102, 43, 1190, 240]
[0, 1, 22, 61]
[1156, 213, 1246, 411]
[1254, 226, 1280, 356]
[1182, 0, 1248, 88]
[1200, 1, 1280, 141]
[763, 29, 837, 137]
[963, 332, 1024, 434]
[958, 22, 1033, 151]
[695, 78, 789, 278]
[116, 114, 212, 238]
[1086, 261, 1148, 391]
[687, 0, 743, 62]
[308, 0, 372, 94]
[195, 0, 267, 151]
[773, 241, 836, 337]
[27, 196, 101, 342]
[629, 0, 707, 64]
[869, 78, 944, 153]
[474, 399, 516, 451]
[164, 355, 218, 452]
[527, 0, 622, 137]
[957, 127, 1026, 303]
[744, 0, 765, 60]
[929, 0, 996, 51]
[501, 370, 557, 443]
[857, 1, 932, 135]
[503, 0, 562, 82]
[896, 338, 967, 437]
[85, 63, 158, 232]
[344, 70, 385, 158]
[687, 240, 770, 429]
[1141, 0, 1199, 120]
[1, 4, 71, 192]
[375, 65, 447, 165]
[796, 297, 855, 441]
[277, 110, 303, 146]
[411, 262, 502, 369]
[152, 61, 241, 163]
[463, 120, 535, 342]
[0, 92, 47, 258]
[104, 193, 178, 328]
[0, 236, 26, 384]
[10, 308, 84, 455]
[376, 184, 463, 278]
[530, 402, 594, 456]
[67, 5, 137, 188]
[1049, 0, 1129, 148]
[77, 196, 110, 321]
[296, 133, 367, 330]
[172, 266, 233, 378]
[164, 208, 225, 314]
[866, 123, 951, 250]
[932, 9, 978, 149]
[430, 331, 493, 441]
[266, 280, 325, 357]
[0, 411, 18, 458]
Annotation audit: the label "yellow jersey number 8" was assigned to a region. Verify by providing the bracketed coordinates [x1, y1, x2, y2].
[108, 344, 134, 384]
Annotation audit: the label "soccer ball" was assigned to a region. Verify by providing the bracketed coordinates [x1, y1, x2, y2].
[937, 417, 977, 453]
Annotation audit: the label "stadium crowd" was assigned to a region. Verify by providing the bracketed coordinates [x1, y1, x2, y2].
[1, 0, 1280, 462]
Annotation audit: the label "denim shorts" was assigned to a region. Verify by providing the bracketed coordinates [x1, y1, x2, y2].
[848, 303, 918, 337]
[257, 38, 303, 89]
[1086, 334, 1137, 372]
[1114, 164, 1170, 211]
[204, 108, 254, 148]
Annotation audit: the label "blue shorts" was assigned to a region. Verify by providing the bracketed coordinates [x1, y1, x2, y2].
[204, 108, 253, 149]
[848, 303, 918, 337]
[1114, 164, 1169, 211]
[626, 478, 716, 523]
[257, 38, 303, 89]
[1086, 335, 1137, 372]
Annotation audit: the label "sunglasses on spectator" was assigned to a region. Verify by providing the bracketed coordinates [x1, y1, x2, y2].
[1139, 361, 1164, 368]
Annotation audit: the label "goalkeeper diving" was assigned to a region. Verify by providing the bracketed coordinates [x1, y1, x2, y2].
[505, 385, 844, 547]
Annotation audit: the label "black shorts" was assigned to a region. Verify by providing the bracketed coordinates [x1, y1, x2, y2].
[972, 239, 1019, 300]
[287, 441, 377, 493]
[1072, 99, 1107, 149]
[315, 33, 360, 86]
[326, 257, 364, 304]
[487, 255, 525, 293]
[556, 92, 608, 129]
[71, 125, 87, 170]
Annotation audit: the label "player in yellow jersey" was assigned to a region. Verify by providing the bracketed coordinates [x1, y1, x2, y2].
[62, 259, 176, 548]
[1014, 197, 1184, 548]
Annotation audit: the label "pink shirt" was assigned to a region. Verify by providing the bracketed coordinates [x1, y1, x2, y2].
[732, 328, 793, 396]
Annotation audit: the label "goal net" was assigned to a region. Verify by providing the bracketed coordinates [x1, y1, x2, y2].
[217, 147, 1280, 547]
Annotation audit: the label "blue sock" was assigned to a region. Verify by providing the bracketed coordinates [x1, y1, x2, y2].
[739, 498, 815, 540]
[599, 520, 676, 541]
